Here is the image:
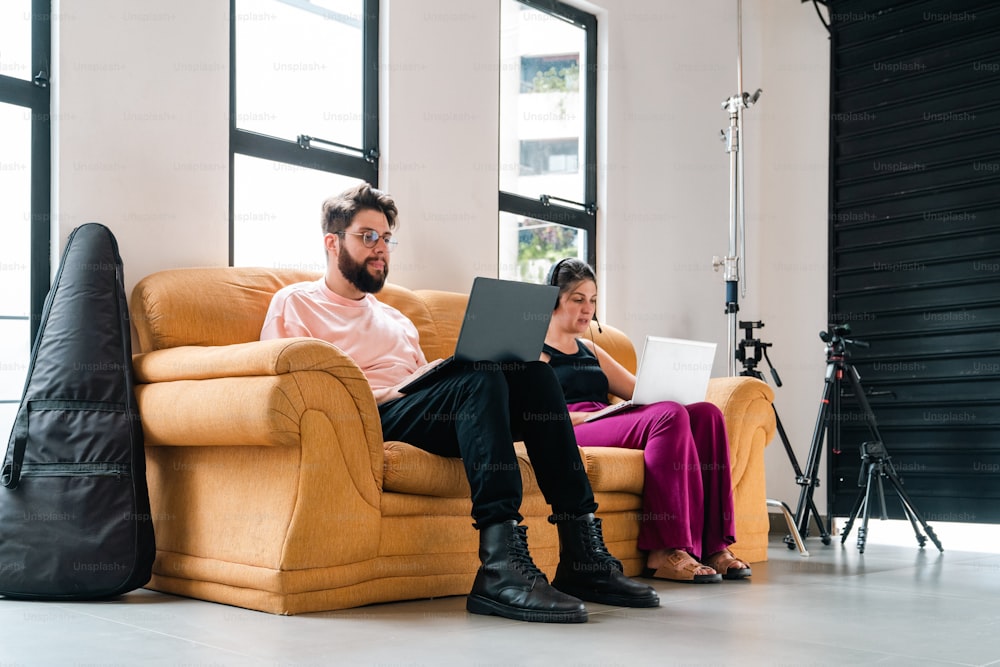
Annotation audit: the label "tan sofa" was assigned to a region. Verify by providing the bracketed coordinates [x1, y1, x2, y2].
[129, 267, 777, 615]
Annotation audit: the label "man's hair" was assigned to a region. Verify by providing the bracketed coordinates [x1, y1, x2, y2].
[321, 182, 398, 235]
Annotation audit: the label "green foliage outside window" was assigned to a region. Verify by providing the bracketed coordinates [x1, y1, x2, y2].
[529, 62, 579, 93]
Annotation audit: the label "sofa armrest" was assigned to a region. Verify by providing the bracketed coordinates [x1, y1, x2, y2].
[133, 337, 360, 382]
[133, 337, 381, 451]
[706, 376, 777, 486]
[133, 337, 385, 571]
[705, 376, 776, 482]
[704, 375, 776, 563]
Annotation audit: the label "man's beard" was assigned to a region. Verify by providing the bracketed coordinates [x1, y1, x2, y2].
[338, 250, 387, 293]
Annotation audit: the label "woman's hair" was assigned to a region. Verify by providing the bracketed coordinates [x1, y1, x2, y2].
[547, 257, 597, 302]
[321, 182, 398, 235]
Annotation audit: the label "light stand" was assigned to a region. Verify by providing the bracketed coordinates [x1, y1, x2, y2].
[713, 0, 762, 376]
[736, 321, 809, 556]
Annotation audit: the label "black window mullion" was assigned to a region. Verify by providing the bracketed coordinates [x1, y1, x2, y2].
[30, 0, 51, 344]
[362, 0, 379, 161]
[582, 11, 597, 210]
[233, 130, 377, 183]
[0, 76, 44, 108]
[499, 192, 597, 264]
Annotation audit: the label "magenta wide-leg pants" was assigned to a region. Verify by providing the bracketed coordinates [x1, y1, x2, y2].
[569, 400, 736, 559]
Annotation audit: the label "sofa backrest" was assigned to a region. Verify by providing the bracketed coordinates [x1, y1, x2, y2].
[131, 267, 318, 352]
[130, 266, 637, 373]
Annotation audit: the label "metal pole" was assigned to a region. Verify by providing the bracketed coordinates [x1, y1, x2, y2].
[714, 0, 760, 376]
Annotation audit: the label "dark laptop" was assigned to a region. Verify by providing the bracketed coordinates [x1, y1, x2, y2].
[397, 277, 558, 394]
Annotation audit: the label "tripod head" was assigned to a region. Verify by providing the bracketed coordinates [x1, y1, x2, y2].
[820, 323, 869, 362]
[736, 320, 782, 386]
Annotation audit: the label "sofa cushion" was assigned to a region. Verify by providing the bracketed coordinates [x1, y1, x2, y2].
[383, 440, 644, 498]
[131, 267, 321, 352]
[383, 440, 470, 498]
[580, 447, 645, 495]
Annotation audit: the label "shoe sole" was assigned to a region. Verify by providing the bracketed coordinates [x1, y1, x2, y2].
[640, 567, 722, 584]
[466, 594, 588, 623]
[554, 584, 660, 608]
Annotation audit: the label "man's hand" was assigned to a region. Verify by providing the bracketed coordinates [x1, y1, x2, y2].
[374, 358, 446, 405]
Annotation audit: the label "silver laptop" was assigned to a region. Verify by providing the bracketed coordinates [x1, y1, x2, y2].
[583, 336, 717, 422]
[397, 277, 558, 394]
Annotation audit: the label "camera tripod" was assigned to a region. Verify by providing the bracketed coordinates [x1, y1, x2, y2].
[795, 325, 943, 553]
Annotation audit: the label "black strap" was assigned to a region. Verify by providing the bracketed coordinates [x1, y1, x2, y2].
[2, 406, 29, 489]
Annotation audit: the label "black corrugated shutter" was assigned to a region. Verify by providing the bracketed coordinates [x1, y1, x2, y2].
[827, 0, 1000, 524]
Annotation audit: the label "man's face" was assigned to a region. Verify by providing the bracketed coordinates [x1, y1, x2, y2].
[335, 208, 392, 294]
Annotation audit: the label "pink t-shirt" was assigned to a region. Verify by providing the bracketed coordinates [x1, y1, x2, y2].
[260, 279, 427, 393]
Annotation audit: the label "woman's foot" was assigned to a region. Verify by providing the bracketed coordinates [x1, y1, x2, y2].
[704, 549, 752, 580]
[642, 549, 721, 583]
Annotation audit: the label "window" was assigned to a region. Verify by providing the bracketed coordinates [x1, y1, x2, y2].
[520, 138, 578, 175]
[230, 0, 378, 269]
[499, 0, 596, 283]
[520, 54, 579, 94]
[0, 1, 50, 436]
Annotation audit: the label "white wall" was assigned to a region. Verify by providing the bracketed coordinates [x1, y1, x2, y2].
[754, 1, 831, 512]
[51, 0, 829, 514]
[52, 1, 230, 281]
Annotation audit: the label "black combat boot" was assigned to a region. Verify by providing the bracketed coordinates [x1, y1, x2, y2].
[467, 519, 588, 623]
[551, 513, 660, 608]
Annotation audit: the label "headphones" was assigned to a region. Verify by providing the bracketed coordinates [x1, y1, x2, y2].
[546, 257, 572, 289]
[548, 258, 602, 334]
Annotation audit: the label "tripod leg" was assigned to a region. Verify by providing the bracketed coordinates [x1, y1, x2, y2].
[840, 455, 871, 546]
[882, 465, 944, 552]
[857, 462, 877, 554]
[795, 363, 837, 540]
[876, 466, 889, 520]
[839, 482, 864, 545]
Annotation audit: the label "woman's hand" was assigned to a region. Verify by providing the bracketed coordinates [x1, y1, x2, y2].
[568, 411, 590, 427]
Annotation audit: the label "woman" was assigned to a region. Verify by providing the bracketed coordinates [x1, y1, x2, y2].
[541, 258, 751, 583]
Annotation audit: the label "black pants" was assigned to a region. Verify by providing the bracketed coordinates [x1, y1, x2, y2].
[378, 360, 597, 527]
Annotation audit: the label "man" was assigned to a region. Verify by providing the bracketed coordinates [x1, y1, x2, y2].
[261, 183, 658, 623]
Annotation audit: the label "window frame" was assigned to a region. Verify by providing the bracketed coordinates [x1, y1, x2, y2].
[0, 0, 51, 344]
[228, 0, 379, 265]
[499, 0, 598, 270]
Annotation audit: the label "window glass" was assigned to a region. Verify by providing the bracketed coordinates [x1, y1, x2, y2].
[520, 138, 578, 176]
[233, 154, 363, 269]
[0, 321, 30, 409]
[0, 102, 31, 317]
[0, 2, 32, 82]
[499, 0, 586, 203]
[520, 54, 579, 93]
[499, 211, 586, 283]
[235, 0, 364, 148]
[0, 0, 44, 441]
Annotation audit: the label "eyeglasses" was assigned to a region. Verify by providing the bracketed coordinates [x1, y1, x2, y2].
[336, 230, 398, 252]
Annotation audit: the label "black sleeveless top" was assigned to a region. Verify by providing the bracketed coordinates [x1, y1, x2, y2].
[543, 339, 609, 404]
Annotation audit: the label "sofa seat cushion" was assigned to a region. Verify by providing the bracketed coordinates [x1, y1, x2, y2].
[383, 441, 470, 498]
[579, 447, 644, 494]
[382, 440, 644, 498]
[383, 441, 542, 498]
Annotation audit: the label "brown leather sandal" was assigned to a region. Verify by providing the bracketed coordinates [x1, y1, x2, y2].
[704, 549, 752, 580]
[641, 550, 722, 584]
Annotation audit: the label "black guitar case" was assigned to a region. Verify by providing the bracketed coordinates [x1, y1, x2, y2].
[0, 223, 155, 599]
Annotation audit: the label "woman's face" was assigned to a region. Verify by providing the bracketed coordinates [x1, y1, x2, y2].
[553, 279, 598, 334]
